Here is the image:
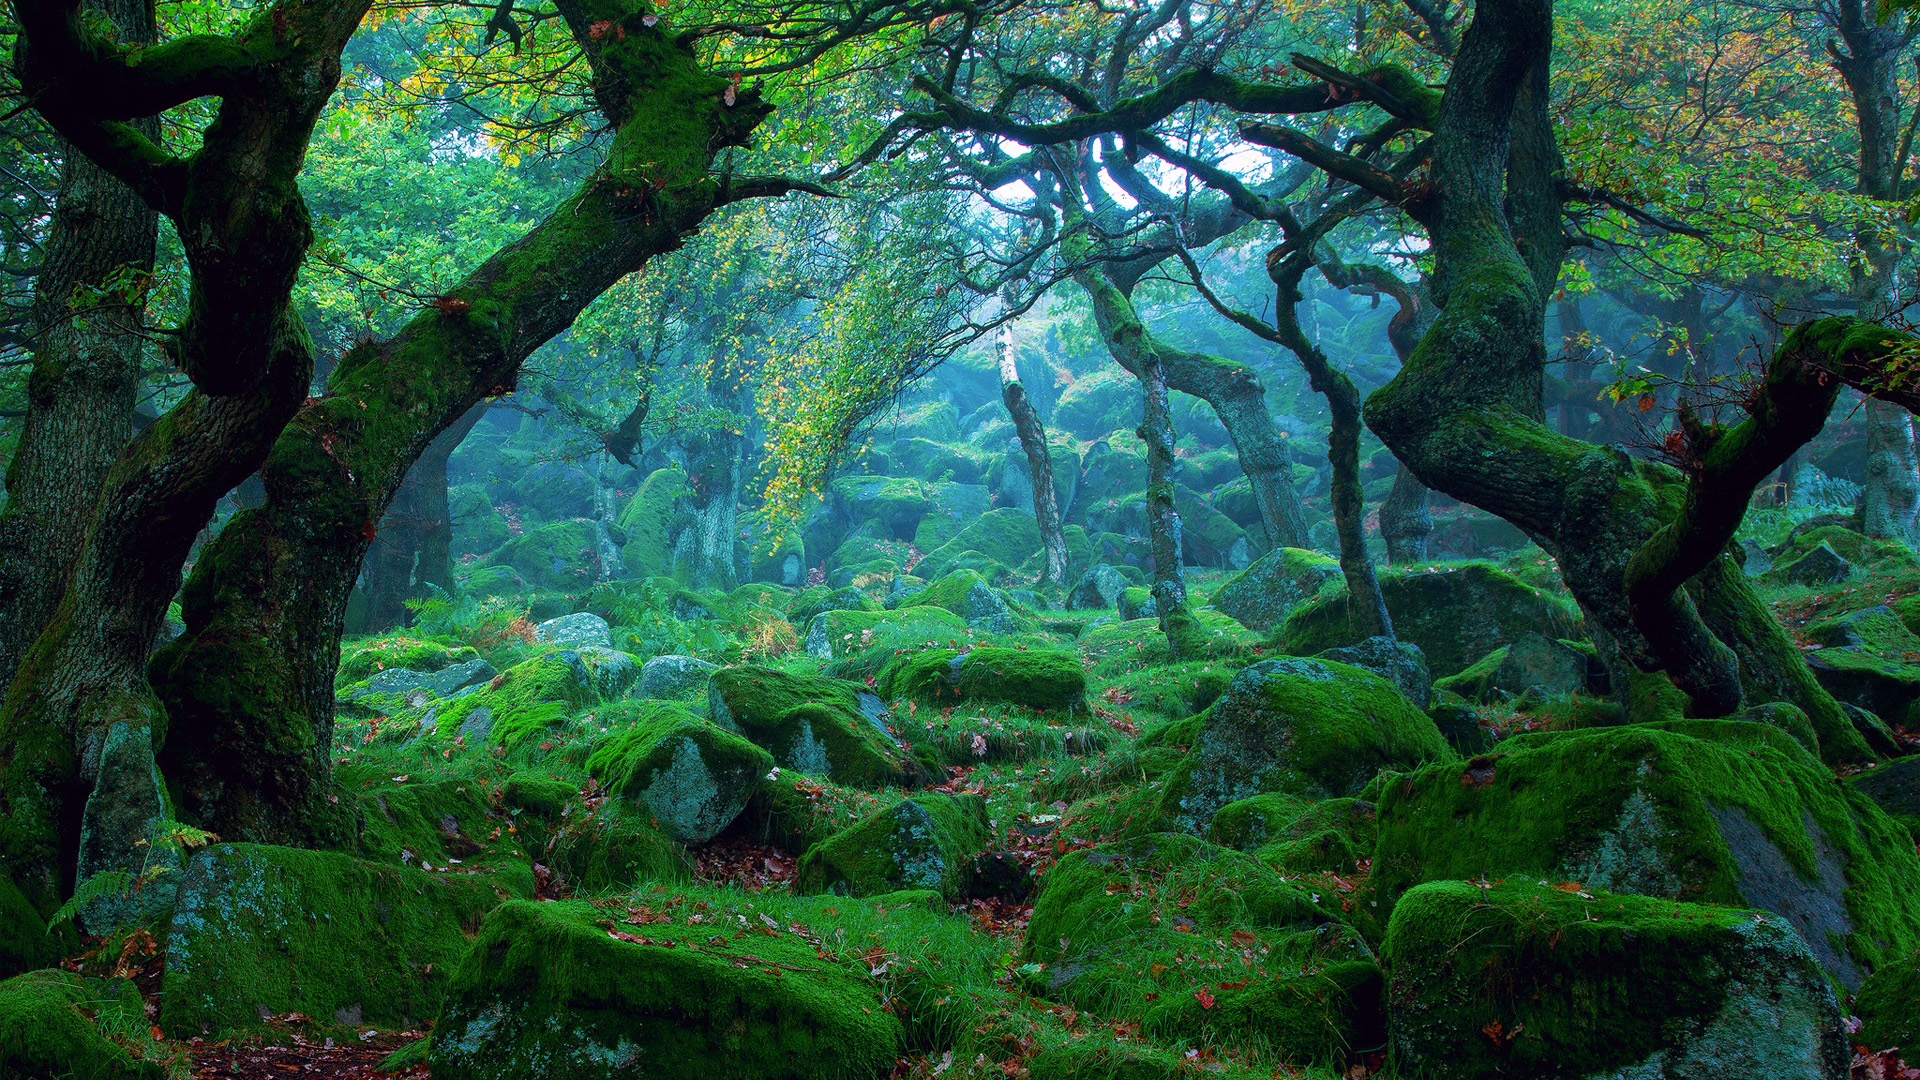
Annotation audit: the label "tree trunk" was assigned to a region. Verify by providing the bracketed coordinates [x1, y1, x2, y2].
[1862, 385, 1920, 546]
[347, 403, 486, 633]
[0, 0, 158, 701]
[1137, 354, 1207, 659]
[998, 322, 1069, 583]
[1381, 465, 1432, 564]
[1076, 266, 1311, 551]
[152, 2, 775, 843]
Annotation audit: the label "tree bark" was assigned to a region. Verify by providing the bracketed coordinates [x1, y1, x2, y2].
[998, 322, 1069, 583]
[1137, 354, 1207, 659]
[347, 403, 486, 633]
[1076, 266, 1311, 551]
[0, 0, 157, 702]
[1381, 465, 1432, 564]
[1862, 391, 1919, 545]
[152, 0, 776, 843]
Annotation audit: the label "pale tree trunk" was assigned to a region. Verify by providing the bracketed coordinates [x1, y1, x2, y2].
[348, 402, 486, 632]
[1862, 400, 1918, 544]
[998, 322, 1069, 583]
[1381, 466, 1432, 564]
[1137, 355, 1207, 658]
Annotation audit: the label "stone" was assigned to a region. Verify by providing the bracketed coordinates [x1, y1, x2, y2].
[535, 612, 613, 648]
[1764, 542, 1854, 588]
[351, 657, 498, 701]
[906, 569, 1024, 634]
[796, 795, 990, 898]
[1851, 757, 1920, 841]
[1067, 564, 1129, 610]
[1211, 547, 1342, 632]
[1487, 632, 1591, 698]
[880, 646, 1086, 711]
[1317, 636, 1433, 709]
[707, 665, 917, 787]
[1117, 586, 1158, 622]
[636, 655, 718, 700]
[1802, 608, 1920, 727]
[802, 606, 970, 661]
[0, 970, 161, 1080]
[585, 704, 774, 845]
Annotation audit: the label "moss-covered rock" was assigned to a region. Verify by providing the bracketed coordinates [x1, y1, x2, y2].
[828, 475, 931, 542]
[0, 876, 59, 978]
[905, 567, 1026, 633]
[707, 665, 915, 787]
[1855, 945, 1920, 1052]
[1159, 657, 1449, 832]
[534, 612, 614, 648]
[1279, 562, 1580, 676]
[337, 636, 481, 683]
[1117, 586, 1157, 622]
[795, 794, 989, 898]
[1803, 607, 1920, 727]
[1851, 756, 1920, 843]
[0, 970, 163, 1080]
[450, 484, 512, 559]
[1370, 721, 1920, 989]
[483, 518, 604, 591]
[160, 843, 500, 1038]
[1253, 798, 1379, 875]
[1763, 542, 1856, 587]
[1383, 880, 1847, 1080]
[350, 776, 499, 872]
[585, 703, 774, 845]
[1066, 564, 1129, 610]
[429, 899, 902, 1080]
[429, 650, 597, 750]
[1775, 524, 1918, 572]
[881, 647, 1086, 711]
[1203, 793, 1312, 851]
[802, 606, 970, 661]
[913, 509, 1041, 584]
[545, 800, 693, 894]
[636, 654, 718, 700]
[1210, 547, 1342, 633]
[618, 466, 692, 579]
[1021, 834, 1374, 1067]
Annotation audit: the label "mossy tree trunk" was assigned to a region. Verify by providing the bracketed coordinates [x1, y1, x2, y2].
[0, 0, 157, 703]
[1381, 466, 1433, 564]
[997, 322, 1069, 584]
[1136, 355, 1208, 659]
[347, 403, 485, 634]
[0, 0, 369, 913]
[151, 0, 778, 842]
[1862, 400, 1918, 545]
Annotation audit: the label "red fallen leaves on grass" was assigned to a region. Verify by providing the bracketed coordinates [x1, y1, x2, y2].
[692, 834, 796, 891]
[189, 1031, 423, 1080]
[962, 896, 1032, 938]
[1855, 1046, 1920, 1080]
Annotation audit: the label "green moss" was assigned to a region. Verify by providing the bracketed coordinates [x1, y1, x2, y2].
[428, 899, 901, 1079]
[1370, 720, 1920, 988]
[432, 650, 594, 749]
[1210, 547, 1343, 633]
[546, 800, 693, 894]
[1431, 644, 1508, 701]
[351, 776, 514, 882]
[585, 703, 773, 844]
[707, 665, 915, 787]
[337, 636, 479, 683]
[796, 794, 988, 898]
[1095, 661, 1238, 724]
[803, 606, 971, 661]
[881, 646, 1086, 711]
[160, 843, 500, 1039]
[1204, 793, 1311, 851]
[1278, 562, 1580, 676]
[483, 519, 603, 591]
[1077, 610, 1260, 678]
[617, 466, 691, 579]
[1803, 609, 1920, 727]
[1855, 945, 1920, 1050]
[1160, 657, 1449, 831]
[0, 875, 63, 979]
[1254, 799, 1378, 876]
[914, 510, 1042, 584]
[905, 568, 1028, 633]
[0, 970, 163, 1080]
[1776, 524, 1919, 571]
[1383, 880, 1847, 1079]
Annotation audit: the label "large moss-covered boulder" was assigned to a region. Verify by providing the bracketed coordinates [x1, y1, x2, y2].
[1021, 834, 1375, 1067]
[1371, 721, 1920, 989]
[337, 636, 481, 683]
[618, 466, 691, 579]
[802, 606, 970, 661]
[707, 665, 915, 787]
[483, 518, 604, 591]
[1383, 880, 1847, 1080]
[1279, 562, 1579, 676]
[428, 649, 598, 750]
[0, 971, 163, 1080]
[1160, 657, 1450, 832]
[881, 646, 1086, 711]
[1775, 524, 1919, 572]
[1067, 564, 1129, 610]
[1855, 945, 1920, 1052]
[1211, 547, 1342, 633]
[636, 654, 718, 701]
[586, 703, 775, 845]
[1852, 756, 1920, 842]
[905, 567, 1026, 633]
[828, 475, 931, 541]
[429, 900, 902, 1080]
[795, 794, 989, 898]
[1803, 607, 1920, 727]
[160, 843, 500, 1038]
[913, 509, 1041, 584]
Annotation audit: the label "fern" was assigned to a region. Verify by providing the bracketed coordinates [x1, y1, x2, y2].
[47, 871, 136, 930]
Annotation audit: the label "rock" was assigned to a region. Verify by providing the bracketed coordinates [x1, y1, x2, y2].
[1739, 537, 1774, 576]
[1067, 564, 1130, 610]
[1803, 608, 1920, 727]
[337, 637, 481, 683]
[1280, 562, 1580, 676]
[1855, 945, 1920, 1054]
[1851, 757, 1920, 840]
[483, 518, 605, 590]
[1487, 632, 1590, 698]
[1426, 699, 1498, 756]
[0, 970, 161, 1080]
[1370, 720, 1920, 989]
[880, 646, 1086, 711]
[912, 508, 1041, 583]
[906, 568, 1025, 634]
[420, 651, 598, 752]
[802, 606, 970, 661]
[1317, 636, 1433, 709]
[535, 612, 614, 648]
[585, 704, 774, 845]
[796, 795, 989, 898]
[573, 646, 642, 700]
[351, 657, 498, 702]
[429, 900, 902, 1080]
[669, 591, 716, 622]
[161, 843, 499, 1039]
[1383, 880, 1848, 1080]
[707, 665, 917, 787]
[1763, 542, 1855, 588]
[0, 878, 58, 980]
[637, 655, 718, 700]
[1211, 547, 1342, 632]
[1117, 586, 1158, 622]
[1159, 656, 1450, 832]
[1021, 834, 1376, 1068]
[1730, 701, 1821, 757]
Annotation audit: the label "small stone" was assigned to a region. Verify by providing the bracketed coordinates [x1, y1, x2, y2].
[636, 655, 718, 700]
[1067, 565, 1129, 611]
[1487, 632, 1590, 699]
[533, 612, 613, 648]
[1768, 543, 1854, 587]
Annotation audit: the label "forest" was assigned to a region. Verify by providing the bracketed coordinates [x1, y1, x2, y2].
[4, 0, 1920, 1074]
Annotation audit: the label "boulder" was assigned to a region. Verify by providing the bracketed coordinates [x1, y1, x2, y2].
[1487, 632, 1592, 698]
[1020, 834, 1376, 1068]
[585, 704, 775, 845]
[1803, 607, 1920, 726]
[802, 606, 970, 661]
[0, 878, 58, 979]
[1208, 796, 1378, 876]
[1851, 757, 1920, 841]
[906, 568, 1024, 633]
[637, 655, 718, 701]
[796, 795, 989, 898]
[535, 612, 614, 648]
[912, 508, 1041, 583]
[349, 657, 497, 702]
[881, 646, 1086, 711]
[1383, 880, 1847, 1080]
[1117, 586, 1158, 622]
[1317, 636, 1433, 710]
[1211, 547, 1342, 632]
[1067, 564, 1129, 611]
[1370, 721, 1920, 989]
[0, 971, 162, 1080]
[1731, 701, 1821, 757]
[337, 636, 482, 682]
[707, 665, 916, 787]
[1279, 562, 1580, 676]
[1855, 945, 1920, 1054]
[423, 650, 597, 751]
[1762, 542, 1855, 588]
[483, 519, 605, 590]
[1160, 657, 1450, 832]
[161, 844, 499, 1038]
[429, 900, 902, 1080]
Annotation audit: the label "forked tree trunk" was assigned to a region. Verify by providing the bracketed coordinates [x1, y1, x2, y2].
[998, 323, 1069, 584]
